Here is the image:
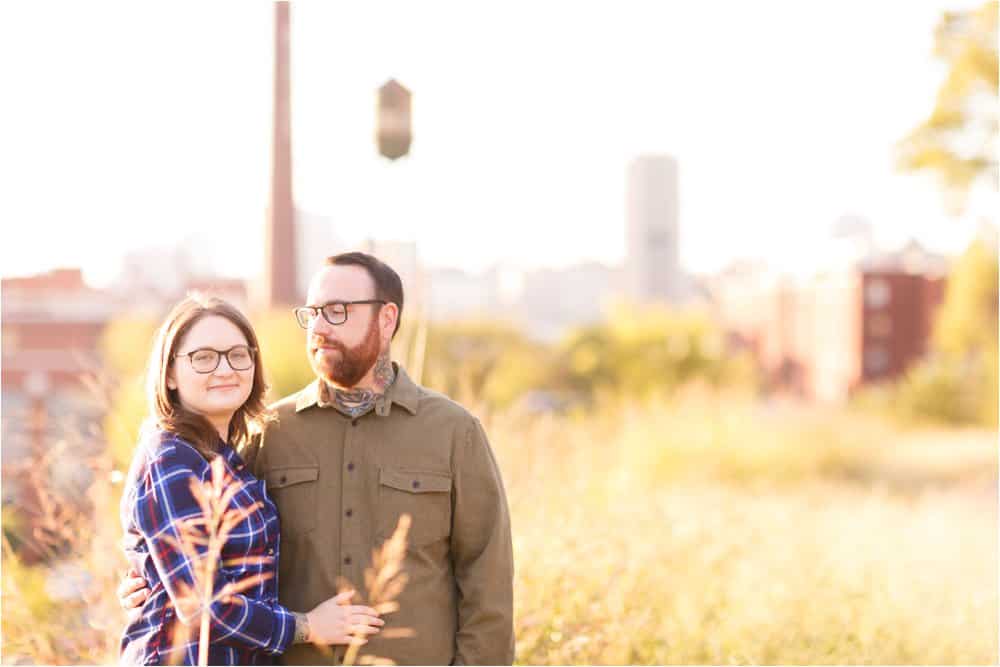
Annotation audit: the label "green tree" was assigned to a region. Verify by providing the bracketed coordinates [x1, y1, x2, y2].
[99, 316, 158, 468]
[933, 237, 999, 358]
[421, 320, 549, 409]
[252, 309, 315, 401]
[931, 236, 998, 425]
[552, 303, 756, 403]
[897, 1, 998, 211]
[895, 236, 999, 426]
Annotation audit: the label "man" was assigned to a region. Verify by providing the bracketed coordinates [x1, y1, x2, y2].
[121, 252, 515, 665]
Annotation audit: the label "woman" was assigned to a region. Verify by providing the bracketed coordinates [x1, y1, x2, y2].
[120, 295, 383, 665]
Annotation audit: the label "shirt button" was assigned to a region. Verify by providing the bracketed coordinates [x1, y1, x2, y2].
[345, 509, 353, 517]
[412, 480, 421, 489]
[279, 475, 287, 484]
[351, 419, 359, 428]
[344, 556, 352, 565]
[347, 462, 355, 472]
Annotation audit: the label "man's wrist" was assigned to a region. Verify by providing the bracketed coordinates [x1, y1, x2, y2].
[293, 611, 311, 644]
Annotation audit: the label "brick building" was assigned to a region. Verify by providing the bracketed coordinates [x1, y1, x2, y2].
[2, 268, 118, 395]
[713, 243, 948, 402]
[2, 268, 121, 528]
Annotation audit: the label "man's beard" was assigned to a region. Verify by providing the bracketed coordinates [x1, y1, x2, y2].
[309, 315, 382, 388]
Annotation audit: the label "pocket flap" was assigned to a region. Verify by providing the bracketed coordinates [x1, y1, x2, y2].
[267, 466, 319, 489]
[380, 468, 451, 494]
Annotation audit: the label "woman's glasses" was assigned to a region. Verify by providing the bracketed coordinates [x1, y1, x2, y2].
[174, 345, 256, 373]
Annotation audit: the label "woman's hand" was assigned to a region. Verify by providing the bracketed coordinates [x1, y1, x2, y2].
[118, 567, 150, 610]
[306, 590, 384, 645]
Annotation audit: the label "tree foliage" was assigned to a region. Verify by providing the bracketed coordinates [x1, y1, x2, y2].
[96, 304, 760, 460]
[895, 236, 999, 426]
[252, 310, 314, 402]
[98, 316, 158, 468]
[897, 1, 998, 210]
[421, 320, 549, 409]
[551, 304, 757, 403]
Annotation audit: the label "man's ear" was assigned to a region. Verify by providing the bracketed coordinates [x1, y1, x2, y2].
[382, 302, 399, 338]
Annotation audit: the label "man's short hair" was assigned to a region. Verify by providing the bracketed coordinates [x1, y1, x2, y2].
[324, 252, 404, 338]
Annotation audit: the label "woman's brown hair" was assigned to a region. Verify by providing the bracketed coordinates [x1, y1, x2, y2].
[145, 294, 271, 458]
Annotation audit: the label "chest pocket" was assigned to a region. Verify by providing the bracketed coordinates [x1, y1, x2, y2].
[378, 468, 452, 547]
[266, 465, 319, 537]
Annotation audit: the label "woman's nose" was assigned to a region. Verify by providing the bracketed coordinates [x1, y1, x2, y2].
[214, 356, 236, 375]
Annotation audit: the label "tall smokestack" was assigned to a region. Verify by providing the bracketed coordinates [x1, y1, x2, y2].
[261, 0, 298, 308]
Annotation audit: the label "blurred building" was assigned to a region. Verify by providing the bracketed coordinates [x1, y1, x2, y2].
[296, 210, 343, 298]
[625, 154, 682, 303]
[2, 269, 117, 396]
[422, 261, 624, 341]
[360, 239, 426, 314]
[520, 262, 623, 341]
[824, 214, 876, 270]
[116, 245, 200, 305]
[427, 266, 503, 321]
[183, 277, 250, 313]
[1, 268, 117, 506]
[113, 243, 252, 315]
[713, 240, 948, 402]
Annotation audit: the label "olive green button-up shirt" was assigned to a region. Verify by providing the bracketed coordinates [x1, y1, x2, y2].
[240, 364, 514, 666]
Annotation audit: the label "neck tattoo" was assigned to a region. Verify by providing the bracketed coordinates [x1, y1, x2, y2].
[328, 352, 395, 419]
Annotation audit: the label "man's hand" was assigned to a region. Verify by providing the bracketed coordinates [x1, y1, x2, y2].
[306, 590, 384, 645]
[118, 566, 150, 611]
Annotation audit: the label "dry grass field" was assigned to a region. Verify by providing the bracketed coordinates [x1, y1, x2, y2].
[3, 392, 997, 665]
[490, 393, 998, 665]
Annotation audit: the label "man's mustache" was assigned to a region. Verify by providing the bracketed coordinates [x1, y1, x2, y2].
[311, 336, 346, 352]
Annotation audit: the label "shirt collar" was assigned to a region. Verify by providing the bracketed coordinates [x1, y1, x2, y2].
[294, 362, 419, 416]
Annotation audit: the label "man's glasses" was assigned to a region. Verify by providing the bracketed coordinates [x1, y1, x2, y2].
[174, 345, 256, 374]
[294, 300, 387, 329]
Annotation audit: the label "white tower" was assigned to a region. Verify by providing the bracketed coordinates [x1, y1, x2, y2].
[625, 154, 680, 303]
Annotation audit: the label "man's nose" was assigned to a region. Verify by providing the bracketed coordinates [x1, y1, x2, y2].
[311, 314, 335, 337]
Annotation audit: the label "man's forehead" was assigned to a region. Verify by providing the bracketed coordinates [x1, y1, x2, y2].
[307, 265, 374, 302]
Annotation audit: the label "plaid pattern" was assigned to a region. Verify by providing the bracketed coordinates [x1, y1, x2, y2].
[120, 429, 295, 665]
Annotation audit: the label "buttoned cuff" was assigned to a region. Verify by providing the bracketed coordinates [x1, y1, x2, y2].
[267, 603, 297, 655]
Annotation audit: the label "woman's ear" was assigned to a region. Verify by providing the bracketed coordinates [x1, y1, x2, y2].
[166, 369, 178, 391]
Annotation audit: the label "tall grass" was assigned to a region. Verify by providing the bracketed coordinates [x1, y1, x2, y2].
[3, 389, 996, 664]
[2, 440, 123, 664]
[489, 391, 998, 665]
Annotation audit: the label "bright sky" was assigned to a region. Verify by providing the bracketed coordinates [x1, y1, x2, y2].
[0, 1, 993, 287]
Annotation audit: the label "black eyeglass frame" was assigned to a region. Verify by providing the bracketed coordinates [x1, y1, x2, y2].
[293, 300, 388, 329]
[173, 345, 257, 374]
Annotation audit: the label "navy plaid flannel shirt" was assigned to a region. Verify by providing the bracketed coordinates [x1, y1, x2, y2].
[120, 429, 295, 665]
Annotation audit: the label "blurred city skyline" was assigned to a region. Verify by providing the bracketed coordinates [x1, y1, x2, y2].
[1, 1, 994, 288]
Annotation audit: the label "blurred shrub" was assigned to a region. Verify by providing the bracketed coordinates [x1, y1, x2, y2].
[99, 316, 158, 377]
[422, 320, 550, 409]
[251, 309, 314, 401]
[99, 316, 157, 469]
[891, 238, 998, 427]
[551, 303, 757, 404]
[2, 444, 125, 664]
[892, 354, 988, 426]
[95, 304, 759, 438]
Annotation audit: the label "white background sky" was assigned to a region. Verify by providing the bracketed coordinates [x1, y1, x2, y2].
[0, 1, 993, 287]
